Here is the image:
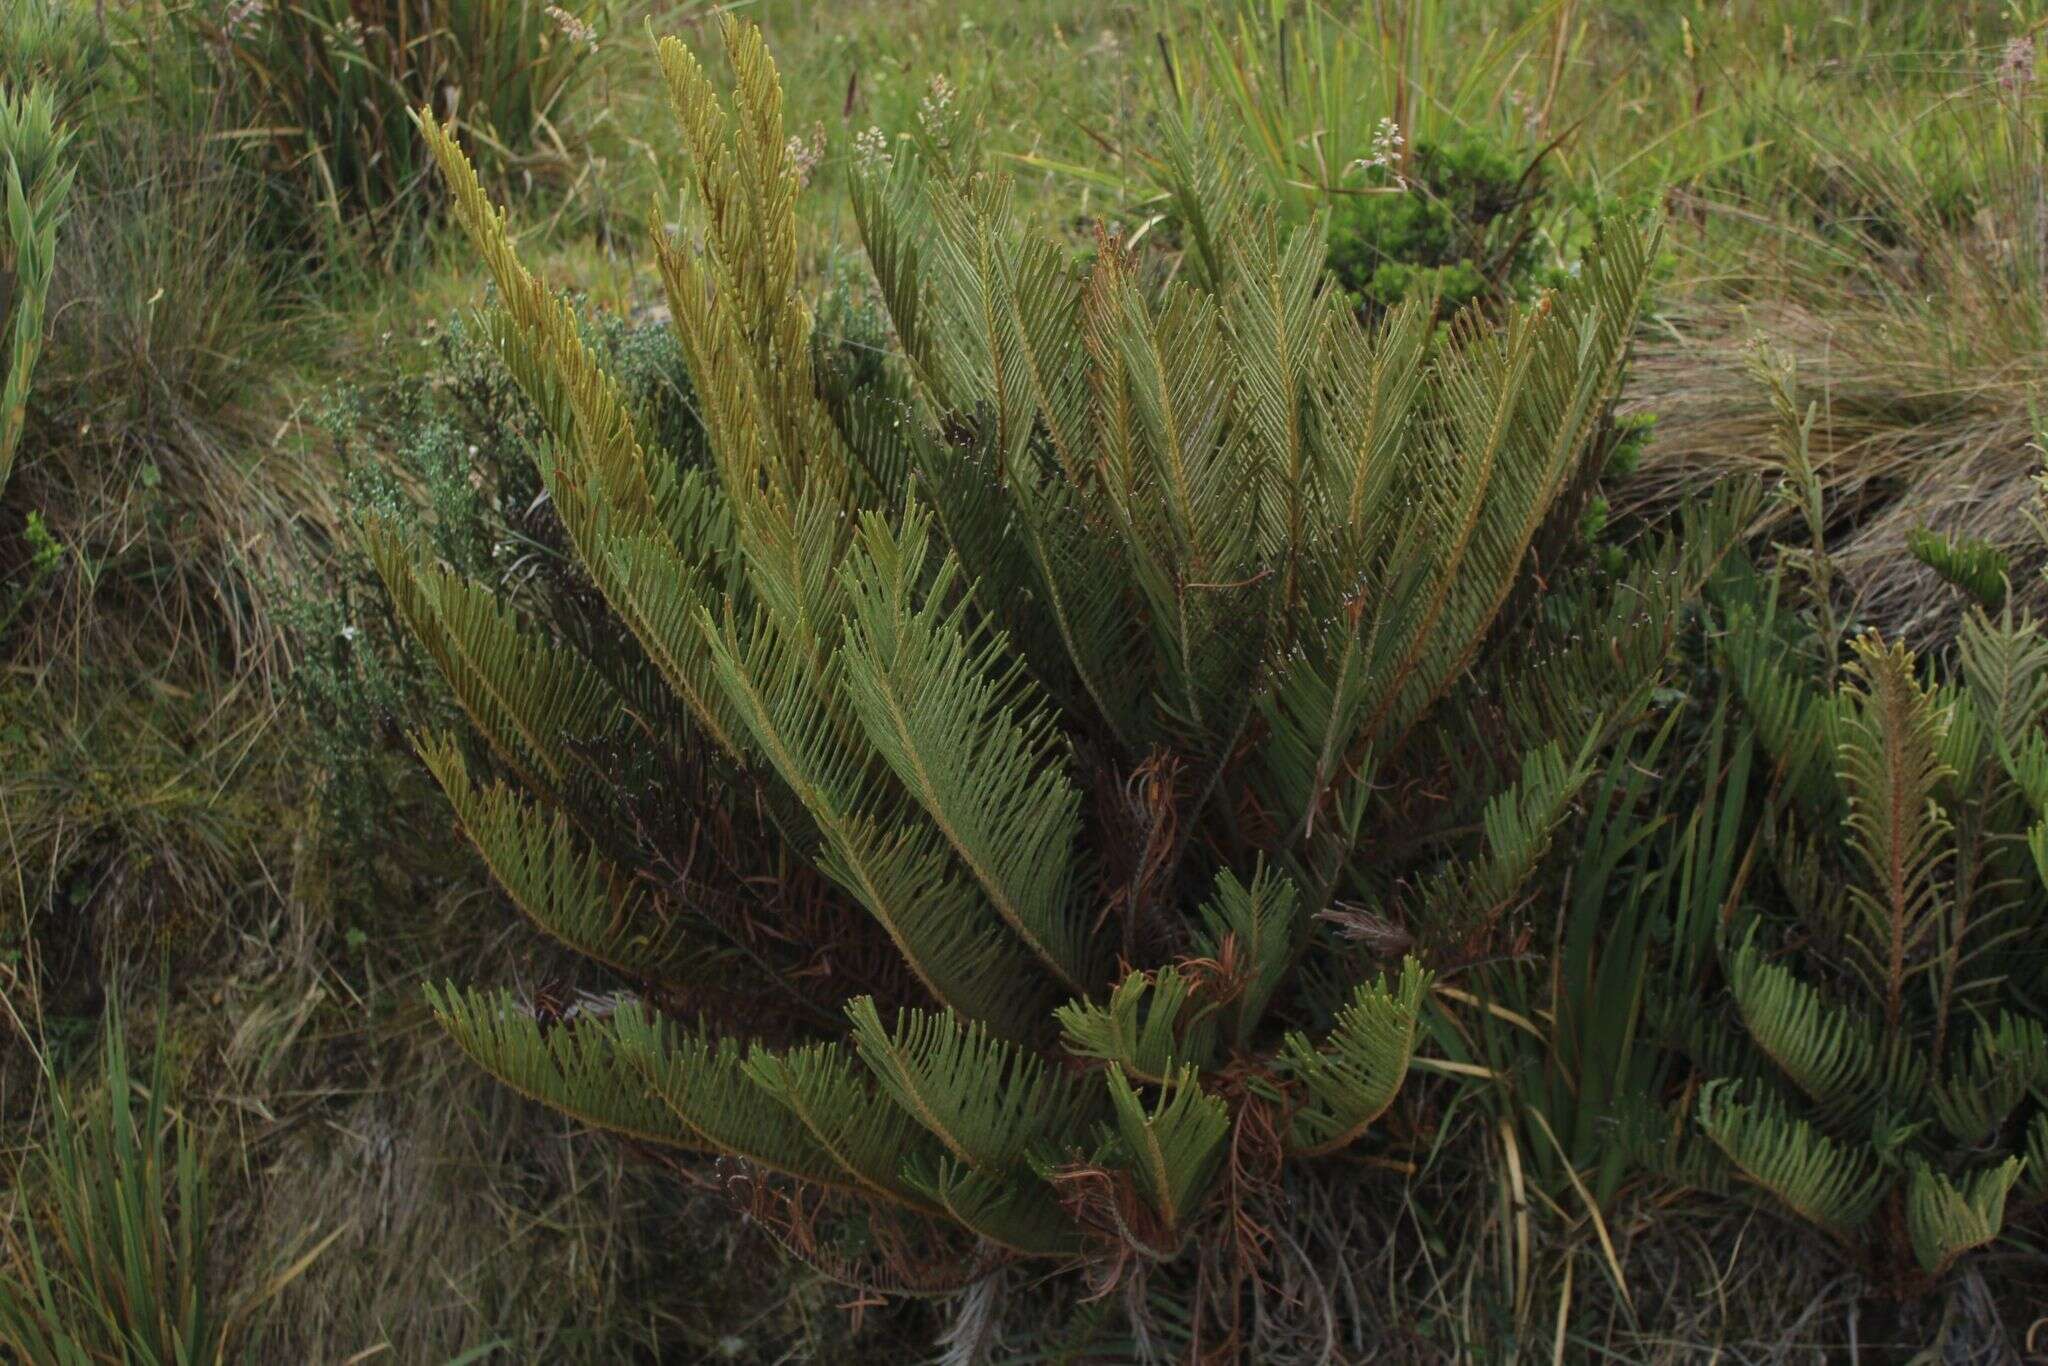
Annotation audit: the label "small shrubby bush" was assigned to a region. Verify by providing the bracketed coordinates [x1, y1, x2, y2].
[1326, 134, 1547, 318]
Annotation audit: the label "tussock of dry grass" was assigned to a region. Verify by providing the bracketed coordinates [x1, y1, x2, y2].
[1627, 77, 2048, 643]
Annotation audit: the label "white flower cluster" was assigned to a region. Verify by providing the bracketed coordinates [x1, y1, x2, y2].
[546, 4, 597, 52]
[221, 0, 267, 41]
[918, 73, 958, 148]
[785, 124, 827, 188]
[854, 125, 893, 172]
[1348, 117, 1406, 188]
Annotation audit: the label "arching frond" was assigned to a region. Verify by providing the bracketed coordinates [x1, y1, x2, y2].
[364, 524, 621, 790]
[1056, 968, 1219, 1085]
[1930, 1014, 2048, 1146]
[1102, 1065, 1231, 1237]
[1905, 1159, 2025, 1277]
[839, 511, 1097, 992]
[417, 736, 704, 981]
[1723, 929, 1894, 1112]
[1696, 1080, 1883, 1239]
[428, 987, 698, 1152]
[1280, 958, 1431, 1157]
[743, 1042, 948, 1212]
[847, 998, 1100, 1175]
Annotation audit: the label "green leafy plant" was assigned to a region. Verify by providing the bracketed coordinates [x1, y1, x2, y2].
[376, 17, 1681, 1345]
[1677, 607, 2048, 1295]
[0, 80, 74, 491]
[1326, 134, 1549, 318]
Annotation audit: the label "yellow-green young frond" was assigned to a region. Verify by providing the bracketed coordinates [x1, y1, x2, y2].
[608, 1008, 848, 1189]
[1838, 634, 1956, 1024]
[1103, 1064, 1231, 1237]
[1192, 865, 1304, 1047]
[418, 113, 664, 537]
[427, 985, 701, 1151]
[418, 736, 706, 982]
[1279, 957, 1431, 1157]
[364, 522, 620, 789]
[742, 1042, 948, 1214]
[1724, 929, 1898, 1112]
[1696, 1080, 1883, 1239]
[1905, 1159, 2025, 1277]
[1056, 967, 1219, 1085]
[846, 998, 1101, 1174]
[903, 1157, 1084, 1259]
[651, 25, 849, 505]
[1931, 1013, 2048, 1146]
[839, 510, 1095, 992]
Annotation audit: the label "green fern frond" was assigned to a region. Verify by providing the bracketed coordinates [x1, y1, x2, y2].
[1907, 529, 2008, 613]
[1696, 1079, 1883, 1238]
[364, 523, 622, 792]
[2023, 1112, 2048, 1202]
[1905, 1158, 2024, 1276]
[904, 1157, 1083, 1258]
[428, 986, 703, 1152]
[1723, 928, 1903, 1113]
[611, 1010, 852, 1189]
[417, 736, 705, 981]
[847, 998, 1100, 1175]
[1191, 865, 1304, 1047]
[743, 1041, 949, 1212]
[1413, 740, 1597, 946]
[839, 510, 1097, 992]
[1057, 967, 1220, 1084]
[1280, 957, 1431, 1157]
[1930, 1014, 2048, 1146]
[1103, 1064, 1231, 1237]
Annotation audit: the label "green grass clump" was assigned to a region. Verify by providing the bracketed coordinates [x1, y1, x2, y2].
[164, 0, 608, 262]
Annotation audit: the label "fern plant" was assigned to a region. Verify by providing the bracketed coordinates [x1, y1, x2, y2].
[1675, 584, 2048, 1295]
[378, 17, 1682, 1338]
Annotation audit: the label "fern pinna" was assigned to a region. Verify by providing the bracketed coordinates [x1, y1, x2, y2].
[1682, 590, 2048, 1295]
[375, 17, 1683, 1334]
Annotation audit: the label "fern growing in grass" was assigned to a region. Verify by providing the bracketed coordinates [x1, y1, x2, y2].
[1678, 595, 2048, 1293]
[379, 16, 1690, 1338]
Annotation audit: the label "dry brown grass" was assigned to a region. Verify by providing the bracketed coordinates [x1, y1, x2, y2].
[1624, 73, 2048, 645]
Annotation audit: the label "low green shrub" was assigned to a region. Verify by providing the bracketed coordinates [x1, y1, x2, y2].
[1326, 133, 1547, 318]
